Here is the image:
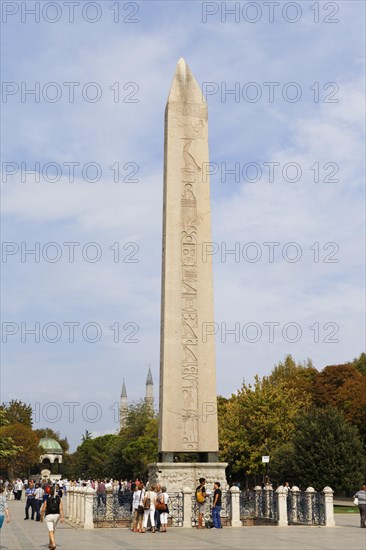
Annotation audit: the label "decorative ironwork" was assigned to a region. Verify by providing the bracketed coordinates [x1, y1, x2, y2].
[240, 489, 278, 524]
[93, 491, 133, 528]
[287, 491, 325, 526]
[167, 492, 184, 527]
[191, 491, 231, 527]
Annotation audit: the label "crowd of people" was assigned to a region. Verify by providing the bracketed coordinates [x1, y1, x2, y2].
[1, 475, 364, 539]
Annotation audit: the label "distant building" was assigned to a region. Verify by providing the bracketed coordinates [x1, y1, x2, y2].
[119, 367, 155, 431]
[39, 437, 62, 482]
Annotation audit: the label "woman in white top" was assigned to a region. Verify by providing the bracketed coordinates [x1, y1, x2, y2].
[131, 483, 144, 533]
[159, 487, 169, 532]
[142, 484, 157, 533]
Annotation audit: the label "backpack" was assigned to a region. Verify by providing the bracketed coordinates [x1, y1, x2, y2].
[46, 496, 60, 514]
[196, 488, 205, 504]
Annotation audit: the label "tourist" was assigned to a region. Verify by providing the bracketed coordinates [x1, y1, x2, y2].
[154, 484, 162, 531]
[353, 483, 366, 528]
[159, 486, 169, 532]
[40, 486, 64, 550]
[35, 483, 45, 521]
[96, 479, 106, 507]
[131, 482, 144, 532]
[282, 481, 290, 493]
[142, 483, 157, 533]
[195, 477, 206, 528]
[212, 481, 222, 529]
[15, 478, 23, 501]
[0, 486, 10, 529]
[24, 480, 36, 520]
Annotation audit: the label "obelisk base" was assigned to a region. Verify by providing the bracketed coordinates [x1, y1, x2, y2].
[148, 462, 228, 492]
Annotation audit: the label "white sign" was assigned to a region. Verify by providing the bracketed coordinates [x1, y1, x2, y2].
[262, 456, 270, 463]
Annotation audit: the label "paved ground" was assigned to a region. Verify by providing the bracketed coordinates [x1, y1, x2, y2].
[1, 499, 365, 550]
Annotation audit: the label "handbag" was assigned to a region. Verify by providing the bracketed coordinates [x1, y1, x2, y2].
[353, 497, 359, 506]
[137, 490, 145, 512]
[156, 495, 166, 511]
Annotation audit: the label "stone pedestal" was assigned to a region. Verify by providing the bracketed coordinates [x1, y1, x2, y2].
[148, 462, 228, 492]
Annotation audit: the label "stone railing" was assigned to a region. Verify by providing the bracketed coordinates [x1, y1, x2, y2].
[66, 485, 335, 528]
[66, 487, 95, 529]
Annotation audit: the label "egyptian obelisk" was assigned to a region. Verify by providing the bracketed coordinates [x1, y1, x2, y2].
[149, 59, 227, 491]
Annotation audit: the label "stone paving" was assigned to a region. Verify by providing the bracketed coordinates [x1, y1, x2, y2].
[1, 499, 365, 550]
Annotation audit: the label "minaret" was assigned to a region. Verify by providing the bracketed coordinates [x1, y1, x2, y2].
[145, 366, 154, 413]
[119, 379, 128, 430]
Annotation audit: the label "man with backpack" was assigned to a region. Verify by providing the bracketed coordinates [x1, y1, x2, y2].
[40, 486, 64, 550]
[195, 478, 206, 529]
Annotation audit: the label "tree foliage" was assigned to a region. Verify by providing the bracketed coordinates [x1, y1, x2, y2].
[275, 407, 365, 491]
[353, 352, 366, 376]
[73, 434, 119, 479]
[218, 374, 311, 477]
[1, 400, 33, 427]
[64, 401, 158, 480]
[313, 363, 366, 440]
[0, 423, 40, 477]
[0, 410, 23, 461]
[268, 355, 318, 399]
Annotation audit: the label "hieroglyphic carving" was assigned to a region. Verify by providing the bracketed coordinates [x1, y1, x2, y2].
[181, 136, 201, 451]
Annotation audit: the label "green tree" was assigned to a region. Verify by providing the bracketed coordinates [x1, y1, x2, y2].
[107, 402, 158, 480]
[2, 400, 33, 427]
[74, 434, 119, 479]
[0, 410, 23, 461]
[0, 423, 40, 478]
[82, 430, 92, 442]
[313, 364, 366, 441]
[268, 355, 318, 400]
[282, 407, 365, 491]
[218, 375, 311, 478]
[353, 352, 366, 376]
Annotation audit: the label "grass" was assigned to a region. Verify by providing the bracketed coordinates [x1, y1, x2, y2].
[334, 505, 359, 514]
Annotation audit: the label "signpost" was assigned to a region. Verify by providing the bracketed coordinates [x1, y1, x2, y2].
[262, 455, 270, 484]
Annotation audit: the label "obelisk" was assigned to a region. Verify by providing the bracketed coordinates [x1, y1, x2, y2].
[149, 59, 227, 491]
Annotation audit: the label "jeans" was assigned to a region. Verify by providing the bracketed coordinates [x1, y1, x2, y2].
[97, 493, 106, 507]
[25, 498, 35, 519]
[35, 499, 43, 521]
[212, 505, 222, 528]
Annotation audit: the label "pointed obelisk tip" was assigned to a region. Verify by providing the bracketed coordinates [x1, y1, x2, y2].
[168, 57, 205, 104]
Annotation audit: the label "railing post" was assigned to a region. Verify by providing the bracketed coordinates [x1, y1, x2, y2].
[276, 486, 288, 526]
[74, 487, 78, 524]
[106, 488, 113, 523]
[67, 489, 73, 521]
[254, 486, 262, 517]
[230, 486, 242, 527]
[290, 486, 300, 524]
[323, 486, 335, 527]
[182, 487, 192, 528]
[305, 487, 315, 524]
[84, 487, 95, 529]
[264, 484, 273, 518]
[76, 487, 82, 525]
[80, 487, 86, 526]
